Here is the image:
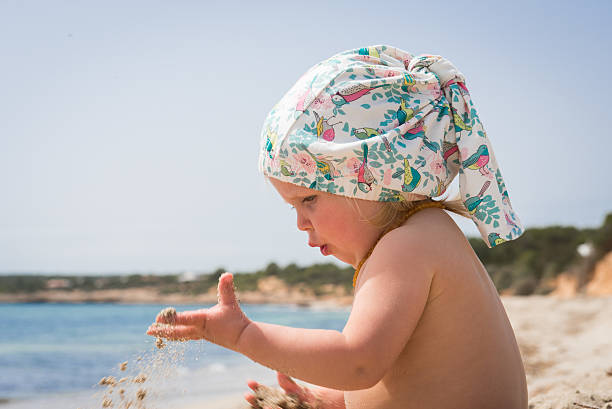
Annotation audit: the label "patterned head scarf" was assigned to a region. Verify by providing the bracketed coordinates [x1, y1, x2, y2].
[259, 45, 523, 248]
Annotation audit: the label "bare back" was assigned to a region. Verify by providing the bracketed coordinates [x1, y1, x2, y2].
[345, 208, 527, 409]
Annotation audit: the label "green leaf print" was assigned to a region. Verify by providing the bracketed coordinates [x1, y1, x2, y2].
[326, 182, 338, 194]
[338, 109, 346, 115]
[343, 123, 349, 132]
[361, 104, 371, 109]
[379, 151, 396, 164]
[493, 221, 500, 228]
[370, 161, 382, 168]
[475, 209, 486, 222]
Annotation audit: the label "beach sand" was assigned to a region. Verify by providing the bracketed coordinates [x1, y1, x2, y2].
[503, 295, 612, 409]
[173, 296, 612, 409]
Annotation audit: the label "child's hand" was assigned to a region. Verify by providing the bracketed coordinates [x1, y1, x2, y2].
[146, 272, 251, 351]
[245, 372, 323, 409]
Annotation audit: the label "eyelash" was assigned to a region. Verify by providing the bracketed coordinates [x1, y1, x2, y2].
[290, 195, 316, 210]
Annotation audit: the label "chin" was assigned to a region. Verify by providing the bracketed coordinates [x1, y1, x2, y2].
[333, 253, 354, 267]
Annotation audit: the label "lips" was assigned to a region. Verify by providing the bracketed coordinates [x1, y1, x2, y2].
[309, 242, 330, 256]
[319, 244, 329, 256]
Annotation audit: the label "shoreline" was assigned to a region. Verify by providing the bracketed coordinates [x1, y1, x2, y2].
[0, 286, 354, 307]
[2, 296, 611, 409]
[2, 287, 612, 307]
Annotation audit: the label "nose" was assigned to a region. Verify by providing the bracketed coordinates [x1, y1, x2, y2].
[296, 210, 312, 231]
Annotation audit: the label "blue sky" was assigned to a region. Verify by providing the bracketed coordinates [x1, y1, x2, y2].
[1, 0, 611, 274]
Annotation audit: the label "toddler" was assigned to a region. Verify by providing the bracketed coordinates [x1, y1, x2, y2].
[148, 45, 527, 409]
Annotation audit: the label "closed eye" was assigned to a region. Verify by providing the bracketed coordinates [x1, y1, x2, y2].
[302, 195, 317, 203]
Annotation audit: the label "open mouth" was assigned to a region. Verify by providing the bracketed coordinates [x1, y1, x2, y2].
[319, 244, 329, 256]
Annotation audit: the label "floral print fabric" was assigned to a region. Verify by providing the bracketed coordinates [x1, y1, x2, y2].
[259, 45, 523, 247]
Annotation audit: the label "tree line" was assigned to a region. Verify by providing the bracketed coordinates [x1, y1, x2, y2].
[1, 213, 610, 297]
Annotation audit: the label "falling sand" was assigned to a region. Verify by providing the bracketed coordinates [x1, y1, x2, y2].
[156, 307, 177, 324]
[94, 306, 190, 409]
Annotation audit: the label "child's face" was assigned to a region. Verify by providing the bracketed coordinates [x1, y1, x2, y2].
[269, 178, 385, 268]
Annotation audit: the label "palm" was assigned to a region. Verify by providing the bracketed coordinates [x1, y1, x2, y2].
[147, 273, 250, 351]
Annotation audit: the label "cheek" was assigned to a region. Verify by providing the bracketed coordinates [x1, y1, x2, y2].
[322, 211, 356, 239]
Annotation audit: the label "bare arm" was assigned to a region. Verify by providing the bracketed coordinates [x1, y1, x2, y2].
[148, 233, 433, 390]
[237, 320, 367, 390]
[238, 231, 435, 389]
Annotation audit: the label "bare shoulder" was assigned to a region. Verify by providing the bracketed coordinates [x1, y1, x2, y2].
[354, 208, 462, 291]
[373, 208, 469, 268]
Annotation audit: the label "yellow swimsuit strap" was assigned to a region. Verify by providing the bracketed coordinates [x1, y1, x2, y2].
[352, 200, 447, 288]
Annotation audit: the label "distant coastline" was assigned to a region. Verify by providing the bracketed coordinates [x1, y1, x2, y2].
[3, 214, 612, 304]
[0, 277, 354, 307]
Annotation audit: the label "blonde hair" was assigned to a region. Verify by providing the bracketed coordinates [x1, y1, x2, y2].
[367, 194, 471, 231]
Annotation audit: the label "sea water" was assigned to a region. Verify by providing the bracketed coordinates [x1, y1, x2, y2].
[0, 303, 350, 409]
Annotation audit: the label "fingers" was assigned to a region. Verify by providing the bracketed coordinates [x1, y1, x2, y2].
[277, 372, 303, 398]
[146, 323, 199, 340]
[218, 272, 238, 306]
[247, 380, 260, 391]
[245, 380, 260, 406]
[244, 392, 257, 406]
[156, 309, 207, 326]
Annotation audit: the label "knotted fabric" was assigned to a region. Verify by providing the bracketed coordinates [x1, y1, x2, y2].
[259, 45, 523, 247]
